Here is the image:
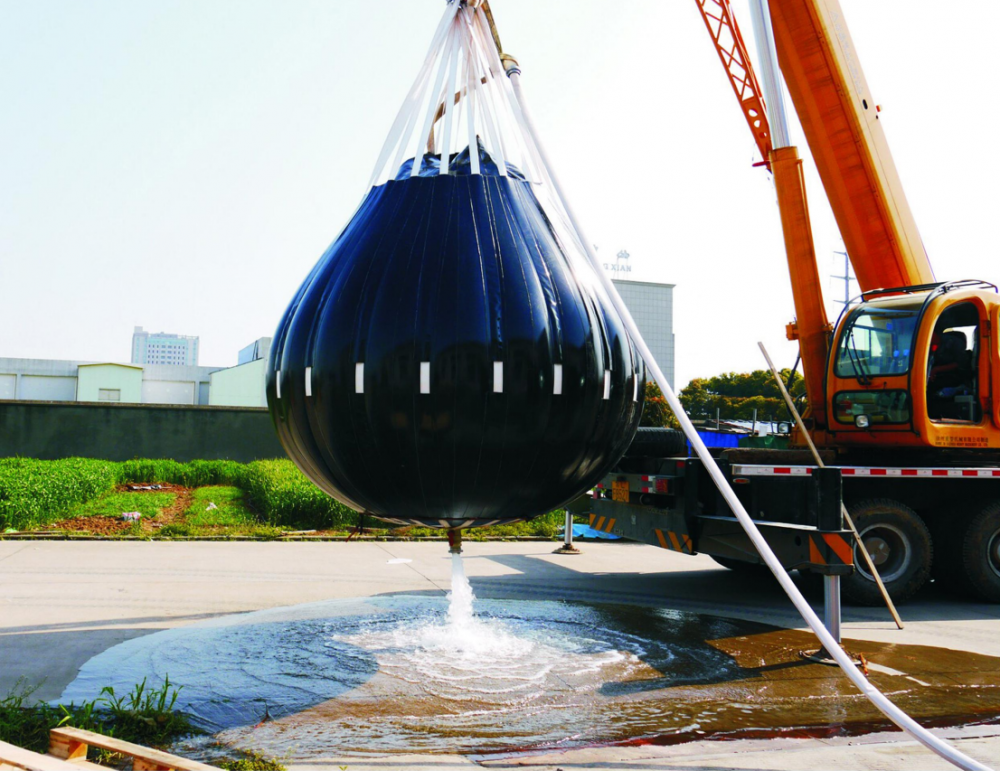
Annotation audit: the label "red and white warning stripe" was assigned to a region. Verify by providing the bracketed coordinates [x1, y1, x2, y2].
[731, 464, 1000, 479]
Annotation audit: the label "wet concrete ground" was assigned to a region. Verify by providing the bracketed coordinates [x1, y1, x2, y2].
[1, 540, 999, 769]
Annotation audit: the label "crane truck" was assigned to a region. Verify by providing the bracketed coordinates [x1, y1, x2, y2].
[576, 0, 1000, 606]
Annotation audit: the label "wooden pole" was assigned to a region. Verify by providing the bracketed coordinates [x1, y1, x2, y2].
[759, 342, 904, 630]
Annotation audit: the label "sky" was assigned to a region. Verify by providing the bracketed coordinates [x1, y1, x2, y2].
[2, 1, 998, 389]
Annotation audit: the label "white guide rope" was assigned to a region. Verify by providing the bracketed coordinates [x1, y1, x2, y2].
[367, 0, 542, 189]
[504, 66, 992, 771]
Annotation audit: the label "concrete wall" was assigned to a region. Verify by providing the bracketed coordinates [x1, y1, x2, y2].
[77, 364, 143, 403]
[210, 359, 267, 407]
[0, 401, 285, 462]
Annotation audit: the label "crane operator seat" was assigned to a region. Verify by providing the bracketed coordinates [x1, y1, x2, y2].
[927, 326, 977, 421]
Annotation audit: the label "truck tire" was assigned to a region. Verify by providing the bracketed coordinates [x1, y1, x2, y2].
[931, 509, 975, 596]
[624, 427, 688, 458]
[843, 499, 932, 606]
[960, 502, 1000, 603]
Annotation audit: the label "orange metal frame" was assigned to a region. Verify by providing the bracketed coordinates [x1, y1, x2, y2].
[695, 0, 773, 164]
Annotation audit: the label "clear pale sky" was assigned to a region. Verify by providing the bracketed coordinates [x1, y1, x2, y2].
[2, 1, 997, 388]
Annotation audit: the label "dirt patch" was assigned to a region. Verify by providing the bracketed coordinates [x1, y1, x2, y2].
[145, 485, 194, 532]
[47, 483, 194, 536]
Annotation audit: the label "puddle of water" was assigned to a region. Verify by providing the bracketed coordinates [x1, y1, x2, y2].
[61, 562, 1000, 759]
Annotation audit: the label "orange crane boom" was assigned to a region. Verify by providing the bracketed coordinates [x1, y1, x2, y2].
[696, 0, 832, 427]
[769, 0, 935, 291]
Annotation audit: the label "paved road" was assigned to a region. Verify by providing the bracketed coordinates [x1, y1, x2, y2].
[1, 539, 998, 770]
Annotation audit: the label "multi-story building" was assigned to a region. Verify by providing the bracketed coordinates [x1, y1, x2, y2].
[131, 327, 200, 367]
[612, 278, 676, 389]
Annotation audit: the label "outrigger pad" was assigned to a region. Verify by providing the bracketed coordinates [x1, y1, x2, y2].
[267, 144, 644, 528]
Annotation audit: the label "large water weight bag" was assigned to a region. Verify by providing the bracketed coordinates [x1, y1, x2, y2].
[266, 2, 645, 527]
[267, 145, 644, 527]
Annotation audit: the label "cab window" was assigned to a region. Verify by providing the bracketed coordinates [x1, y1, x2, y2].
[927, 302, 981, 422]
[835, 306, 920, 380]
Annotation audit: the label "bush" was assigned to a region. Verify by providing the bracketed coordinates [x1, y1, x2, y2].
[0, 458, 119, 531]
[117, 459, 244, 488]
[240, 460, 358, 530]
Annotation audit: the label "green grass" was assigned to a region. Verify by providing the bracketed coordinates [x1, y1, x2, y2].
[118, 459, 244, 488]
[185, 487, 255, 528]
[60, 492, 176, 522]
[1, 457, 569, 539]
[0, 677, 193, 758]
[240, 460, 359, 530]
[0, 458, 120, 532]
[404, 510, 565, 539]
[159, 486, 283, 538]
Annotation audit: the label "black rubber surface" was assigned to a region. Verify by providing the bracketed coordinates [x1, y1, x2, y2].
[267, 145, 644, 527]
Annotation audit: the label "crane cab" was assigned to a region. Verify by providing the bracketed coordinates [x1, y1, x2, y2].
[812, 281, 1000, 455]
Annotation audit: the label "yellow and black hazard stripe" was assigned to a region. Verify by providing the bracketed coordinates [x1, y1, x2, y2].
[808, 532, 854, 567]
[588, 513, 617, 534]
[654, 528, 693, 555]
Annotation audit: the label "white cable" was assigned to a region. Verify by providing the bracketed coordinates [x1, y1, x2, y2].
[367, 1, 458, 188]
[462, 10, 507, 176]
[507, 69, 992, 771]
[467, 11, 512, 175]
[412, 18, 459, 178]
[474, 11, 544, 183]
[439, 11, 462, 174]
[462, 33, 481, 176]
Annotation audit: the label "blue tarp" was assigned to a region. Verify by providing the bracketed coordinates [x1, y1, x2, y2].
[560, 523, 621, 540]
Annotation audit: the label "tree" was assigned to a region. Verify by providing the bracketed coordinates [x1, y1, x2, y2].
[640, 381, 680, 429]
[678, 368, 805, 422]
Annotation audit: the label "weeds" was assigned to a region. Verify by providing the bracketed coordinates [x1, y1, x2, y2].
[0, 677, 193, 757]
[0, 458, 119, 531]
[240, 461, 358, 530]
[218, 750, 287, 771]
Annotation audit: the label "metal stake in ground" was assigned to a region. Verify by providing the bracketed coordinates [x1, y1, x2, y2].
[758, 342, 904, 631]
[554, 509, 581, 554]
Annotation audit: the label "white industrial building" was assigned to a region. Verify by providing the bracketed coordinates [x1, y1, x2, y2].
[209, 338, 272, 408]
[0, 358, 221, 405]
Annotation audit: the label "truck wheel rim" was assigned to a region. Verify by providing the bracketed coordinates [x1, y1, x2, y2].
[857, 524, 911, 584]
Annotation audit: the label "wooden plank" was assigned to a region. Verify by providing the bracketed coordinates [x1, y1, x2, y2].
[0, 742, 84, 771]
[47, 734, 85, 764]
[47, 730, 215, 771]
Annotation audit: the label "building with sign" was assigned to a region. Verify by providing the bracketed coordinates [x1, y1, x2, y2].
[612, 278, 675, 388]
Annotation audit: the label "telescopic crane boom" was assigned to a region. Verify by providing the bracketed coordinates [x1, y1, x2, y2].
[696, 0, 1000, 457]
